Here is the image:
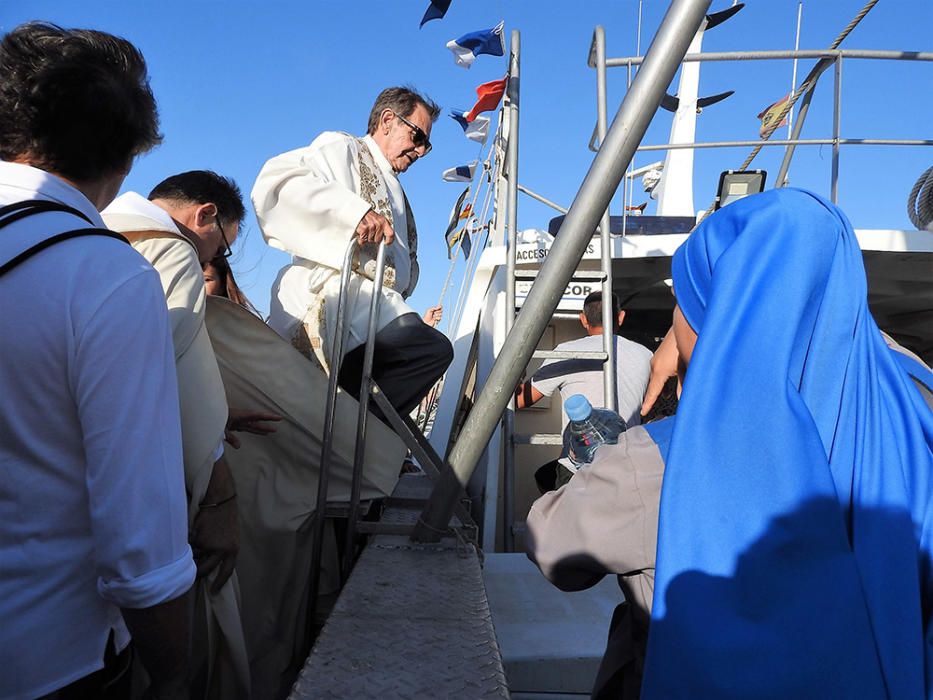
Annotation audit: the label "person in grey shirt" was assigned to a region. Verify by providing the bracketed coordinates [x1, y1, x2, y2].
[517, 291, 652, 429]
[516, 291, 652, 490]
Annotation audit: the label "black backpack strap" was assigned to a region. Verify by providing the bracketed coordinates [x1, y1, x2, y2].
[0, 228, 129, 277]
[0, 200, 95, 228]
[0, 200, 128, 278]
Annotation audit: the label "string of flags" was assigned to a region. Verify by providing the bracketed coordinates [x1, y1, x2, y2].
[419, 2, 508, 260]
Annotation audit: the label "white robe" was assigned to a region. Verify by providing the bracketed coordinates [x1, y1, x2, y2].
[252, 132, 419, 366]
[204, 295, 405, 699]
[102, 193, 250, 699]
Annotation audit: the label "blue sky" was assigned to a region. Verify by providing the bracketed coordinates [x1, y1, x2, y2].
[3, 1, 930, 318]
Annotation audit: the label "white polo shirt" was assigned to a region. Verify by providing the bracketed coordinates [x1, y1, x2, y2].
[0, 161, 195, 699]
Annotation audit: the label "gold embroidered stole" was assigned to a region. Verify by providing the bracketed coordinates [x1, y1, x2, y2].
[354, 138, 419, 296]
[291, 138, 419, 371]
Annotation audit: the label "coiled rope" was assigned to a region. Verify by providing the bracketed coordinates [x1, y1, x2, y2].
[907, 166, 933, 230]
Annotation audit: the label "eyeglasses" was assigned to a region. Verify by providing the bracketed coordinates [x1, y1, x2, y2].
[215, 215, 233, 259]
[392, 111, 432, 155]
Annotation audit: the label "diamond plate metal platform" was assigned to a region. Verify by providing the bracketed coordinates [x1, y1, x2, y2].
[289, 475, 509, 699]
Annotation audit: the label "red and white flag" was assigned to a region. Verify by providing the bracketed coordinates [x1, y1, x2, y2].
[465, 76, 508, 122]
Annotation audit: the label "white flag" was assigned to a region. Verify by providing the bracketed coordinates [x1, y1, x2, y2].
[442, 161, 477, 183]
[450, 111, 490, 145]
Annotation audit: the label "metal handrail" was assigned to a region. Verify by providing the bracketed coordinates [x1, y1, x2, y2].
[307, 236, 361, 633]
[636, 138, 933, 151]
[594, 25, 618, 414]
[599, 48, 933, 68]
[308, 236, 478, 618]
[342, 241, 387, 581]
[594, 44, 933, 206]
[502, 29, 520, 552]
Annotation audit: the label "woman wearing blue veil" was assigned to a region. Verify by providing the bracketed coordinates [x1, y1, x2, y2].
[643, 187, 933, 698]
[527, 187, 932, 698]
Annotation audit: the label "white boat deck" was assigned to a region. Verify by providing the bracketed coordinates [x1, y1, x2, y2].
[484, 553, 624, 699]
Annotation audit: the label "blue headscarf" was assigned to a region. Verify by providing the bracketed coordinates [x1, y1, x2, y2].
[643, 188, 933, 698]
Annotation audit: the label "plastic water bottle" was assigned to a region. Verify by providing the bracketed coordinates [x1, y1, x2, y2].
[562, 394, 626, 467]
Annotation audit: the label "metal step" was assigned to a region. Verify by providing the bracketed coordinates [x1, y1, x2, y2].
[514, 269, 607, 280]
[513, 433, 563, 446]
[531, 349, 608, 360]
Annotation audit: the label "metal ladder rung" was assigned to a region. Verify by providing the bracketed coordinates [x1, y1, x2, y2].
[515, 269, 607, 280]
[323, 502, 372, 519]
[513, 433, 563, 446]
[531, 349, 608, 360]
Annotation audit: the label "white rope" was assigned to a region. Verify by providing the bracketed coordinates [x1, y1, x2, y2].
[908, 166, 933, 231]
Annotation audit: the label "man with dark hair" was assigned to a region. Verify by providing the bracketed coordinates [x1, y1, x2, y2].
[0, 22, 194, 699]
[103, 170, 274, 698]
[252, 85, 452, 417]
[148, 170, 247, 250]
[519, 291, 652, 427]
[517, 291, 652, 487]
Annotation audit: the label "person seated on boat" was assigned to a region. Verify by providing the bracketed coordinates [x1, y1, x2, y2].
[252, 86, 454, 418]
[203, 255, 262, 317]
[526, 188, 933, 699]
[515, 291, 652, 490]
[0, 22, 195, 700]
[103, 171, 280, 698]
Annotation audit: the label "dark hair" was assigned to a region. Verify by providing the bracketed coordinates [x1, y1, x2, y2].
[202, 257, 260, 317]
[0, 22, 161, 182]
[148, 170, 246, 228]
[583, 291, 621, 328]
[366, 86, 441, 135]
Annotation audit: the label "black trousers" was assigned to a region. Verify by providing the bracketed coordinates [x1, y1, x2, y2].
[337, 313, 453, 418]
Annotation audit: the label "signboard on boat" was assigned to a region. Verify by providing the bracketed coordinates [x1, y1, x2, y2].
[514, 278, 601, 311]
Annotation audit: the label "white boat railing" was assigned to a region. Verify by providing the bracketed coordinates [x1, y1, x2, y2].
[593, 44, 933, 210]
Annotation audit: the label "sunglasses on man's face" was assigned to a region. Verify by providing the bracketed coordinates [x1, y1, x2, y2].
[392, 111, 432, 155]
[215, 216, 233, 259]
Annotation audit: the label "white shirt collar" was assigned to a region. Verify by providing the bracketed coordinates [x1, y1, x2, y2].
[0, 160, 105, 227]
[102, 191, 182, 235]
[362, 134, 400, 182]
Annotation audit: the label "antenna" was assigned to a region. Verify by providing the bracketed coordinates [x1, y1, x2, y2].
[788, 2, 803, 140]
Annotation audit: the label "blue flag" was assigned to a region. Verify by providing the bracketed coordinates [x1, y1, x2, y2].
[446, 21, 505, 68]
[420, 0, 452, 27]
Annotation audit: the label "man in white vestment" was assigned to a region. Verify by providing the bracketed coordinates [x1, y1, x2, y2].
[103, 171, 275, 699]
[252, 86, 453, 417]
